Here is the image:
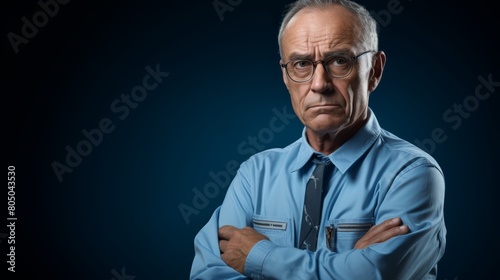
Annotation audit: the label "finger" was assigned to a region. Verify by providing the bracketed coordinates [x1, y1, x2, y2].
[355, 222, 409, 249]
[375, 217, 403, 231]
[219, 239, 228, 253]
[218, 225, 237, 240]
[354, 224, 408, 249]
[367, 224, 409, 244]
[364, 217, 402, 238]
[355, 218, 408, 249]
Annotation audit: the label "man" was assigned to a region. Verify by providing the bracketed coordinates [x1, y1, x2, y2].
[190, 0, 446, 279]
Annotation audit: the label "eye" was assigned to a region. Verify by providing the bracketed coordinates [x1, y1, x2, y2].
[292, 60, 313, 70]
[329, 56, 349, 67]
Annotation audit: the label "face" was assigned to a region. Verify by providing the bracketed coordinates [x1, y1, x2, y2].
[280, 5, 384, 135]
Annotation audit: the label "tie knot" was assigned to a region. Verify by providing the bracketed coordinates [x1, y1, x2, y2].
[312, 154, 331, 165]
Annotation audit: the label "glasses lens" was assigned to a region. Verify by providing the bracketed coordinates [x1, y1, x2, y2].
[326, 56, 352, 78]
[287, 60, 313, 82]
[285, 54, 360, 82]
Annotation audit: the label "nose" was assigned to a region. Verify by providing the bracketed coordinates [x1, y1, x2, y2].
[310, 63, 333, 94]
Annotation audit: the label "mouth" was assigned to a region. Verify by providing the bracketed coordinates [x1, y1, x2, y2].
[308, 104, 341, 110]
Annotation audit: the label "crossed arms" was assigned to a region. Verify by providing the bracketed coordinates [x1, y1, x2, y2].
[190, 161, 446, 279]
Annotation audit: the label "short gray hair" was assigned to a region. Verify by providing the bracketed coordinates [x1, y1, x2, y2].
[278, 0, 378, 58]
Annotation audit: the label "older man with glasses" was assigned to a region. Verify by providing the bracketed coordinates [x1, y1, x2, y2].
[190, 0, 446, 279]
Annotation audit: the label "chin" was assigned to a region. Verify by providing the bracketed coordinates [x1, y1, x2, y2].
[307, 122, 344, 134]
[309, 115, 346, 129]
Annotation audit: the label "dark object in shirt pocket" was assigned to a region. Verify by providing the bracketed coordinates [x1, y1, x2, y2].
[326, 217, 374, 252]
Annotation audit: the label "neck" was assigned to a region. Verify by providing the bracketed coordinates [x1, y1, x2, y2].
[306, 117, 367, 155]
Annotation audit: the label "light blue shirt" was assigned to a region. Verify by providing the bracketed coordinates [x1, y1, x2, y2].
[190, 109, 446, 279]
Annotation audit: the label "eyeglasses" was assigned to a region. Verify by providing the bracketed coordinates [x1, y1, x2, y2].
[281, 50, 374, 83]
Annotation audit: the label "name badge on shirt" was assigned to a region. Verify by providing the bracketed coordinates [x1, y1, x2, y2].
[253, 219, 287, 230]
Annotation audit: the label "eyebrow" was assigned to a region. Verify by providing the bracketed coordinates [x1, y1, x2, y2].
[287, 49, 353, 61]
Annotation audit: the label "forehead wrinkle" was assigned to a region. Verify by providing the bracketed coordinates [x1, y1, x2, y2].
[284, 28, 356, 60]
[281, 5, 363, 59]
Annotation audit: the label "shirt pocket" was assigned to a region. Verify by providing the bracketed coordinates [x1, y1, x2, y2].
[252, 215, 293, 247]
[326, 217, 374, 253]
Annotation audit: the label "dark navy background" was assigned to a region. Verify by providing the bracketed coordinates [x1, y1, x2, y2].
[2, 0, 498, 279]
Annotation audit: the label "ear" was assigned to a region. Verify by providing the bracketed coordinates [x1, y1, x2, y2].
[280, 60, 290, 91]
[368, 51, 386, 93]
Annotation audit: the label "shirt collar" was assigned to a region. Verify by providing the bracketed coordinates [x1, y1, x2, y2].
[288, 108, 381, 173]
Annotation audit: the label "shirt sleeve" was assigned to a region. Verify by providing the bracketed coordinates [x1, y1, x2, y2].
[190, 163, 255, 280]
[244, 162, 446, 280]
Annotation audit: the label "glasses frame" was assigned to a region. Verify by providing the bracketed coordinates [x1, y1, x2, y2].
[281, 50, 375, 83]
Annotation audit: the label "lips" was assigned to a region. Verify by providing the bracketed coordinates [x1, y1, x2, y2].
[308, 104, 341, 109]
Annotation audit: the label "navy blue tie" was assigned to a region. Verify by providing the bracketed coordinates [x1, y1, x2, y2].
[299, 155, 331, 251]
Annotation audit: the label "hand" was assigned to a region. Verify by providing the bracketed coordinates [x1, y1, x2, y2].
[354, 217, 409, 249]
[218, 225, 269, 274]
